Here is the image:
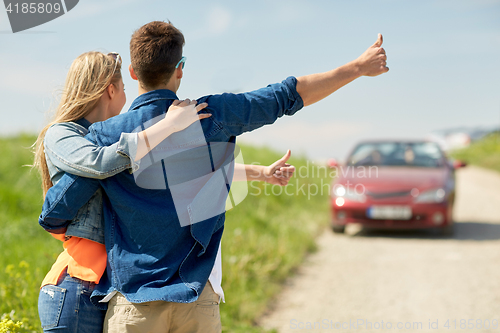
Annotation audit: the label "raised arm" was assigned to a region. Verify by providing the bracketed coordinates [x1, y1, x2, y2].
[296, 34, 389, 106]
[44, 100, 210, 179]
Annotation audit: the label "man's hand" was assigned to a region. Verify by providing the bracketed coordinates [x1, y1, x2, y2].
[355, 33, 389, 77]
[263, 150, 296, 186]
[296, 33, 389, 106]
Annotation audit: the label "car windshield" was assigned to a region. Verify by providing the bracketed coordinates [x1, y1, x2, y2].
[347, 142, 445, 168]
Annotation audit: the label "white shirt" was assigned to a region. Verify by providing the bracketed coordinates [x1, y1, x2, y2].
[208, 243, 225, 302]
[101, 243, 224, 303]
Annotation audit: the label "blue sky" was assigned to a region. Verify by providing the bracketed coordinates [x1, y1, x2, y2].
[1, 0, 499, 159]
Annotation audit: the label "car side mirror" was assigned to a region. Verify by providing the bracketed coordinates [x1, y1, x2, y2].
[453, 160, 467, 169]
[327, 158, 339, 168]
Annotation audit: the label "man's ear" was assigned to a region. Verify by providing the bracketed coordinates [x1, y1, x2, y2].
[176, 66, 183, 79]
[129, 64, 138, 81]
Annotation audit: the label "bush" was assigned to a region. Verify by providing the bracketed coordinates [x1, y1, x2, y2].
[0, 311, 29, 333]
[450, 132, 500, 173]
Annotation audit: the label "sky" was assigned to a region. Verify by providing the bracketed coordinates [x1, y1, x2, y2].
[1, 0, 499, 160]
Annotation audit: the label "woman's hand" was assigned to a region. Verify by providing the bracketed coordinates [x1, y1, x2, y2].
[135, 99, 210, 161]
[232, 150, 295, 184]
[165, 99, 211, 133]
[263, 150, 296, 186]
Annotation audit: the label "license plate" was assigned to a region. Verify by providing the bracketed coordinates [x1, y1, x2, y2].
[366, 206, 412, 220]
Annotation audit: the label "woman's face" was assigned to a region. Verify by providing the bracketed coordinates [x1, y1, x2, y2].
[109, 78, 126, 119]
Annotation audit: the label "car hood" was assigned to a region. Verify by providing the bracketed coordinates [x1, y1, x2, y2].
[336, 166, 448, 191]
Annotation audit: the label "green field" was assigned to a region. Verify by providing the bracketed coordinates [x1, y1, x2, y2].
[450, 132, 500, 173]
[0, 135, 331, 332]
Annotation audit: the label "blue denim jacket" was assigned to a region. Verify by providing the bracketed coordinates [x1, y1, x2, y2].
[39, 76, 303, 304]
[44, 119, 138, 243]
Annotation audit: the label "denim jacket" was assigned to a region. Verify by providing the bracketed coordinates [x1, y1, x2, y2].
[39, 76, 303, 304]
[44, 119, 138, 243]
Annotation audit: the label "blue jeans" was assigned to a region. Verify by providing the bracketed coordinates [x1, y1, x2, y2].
[38, 272, 105, 333]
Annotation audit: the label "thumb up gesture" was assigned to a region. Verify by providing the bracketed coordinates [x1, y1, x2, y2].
[263, 150, 296, 186]
[356, 33, 389, 77]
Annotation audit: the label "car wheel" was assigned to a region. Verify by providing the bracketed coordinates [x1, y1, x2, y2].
[332, 225, 345, 234]
[441, 224, 454, 237]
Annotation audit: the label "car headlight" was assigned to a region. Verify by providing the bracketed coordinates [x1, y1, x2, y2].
[332, 184, 366, 203]
[414, 188, 446, 203]
[333, 185, 346, 197]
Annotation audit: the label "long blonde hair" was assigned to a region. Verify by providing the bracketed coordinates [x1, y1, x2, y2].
[33, 51, 122, 197]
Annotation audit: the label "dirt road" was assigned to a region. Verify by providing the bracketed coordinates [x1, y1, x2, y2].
[259, 166, 500, 333]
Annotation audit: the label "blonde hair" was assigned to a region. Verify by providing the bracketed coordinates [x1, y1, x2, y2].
[33, 51, 122, 197]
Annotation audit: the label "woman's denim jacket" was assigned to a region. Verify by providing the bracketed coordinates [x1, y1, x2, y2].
[44, 119, 139, 244]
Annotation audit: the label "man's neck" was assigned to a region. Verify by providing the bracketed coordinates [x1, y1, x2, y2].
[138, 81, 177, 96]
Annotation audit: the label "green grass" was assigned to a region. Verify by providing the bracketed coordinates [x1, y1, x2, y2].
[450, 132, 500, 173]
[0, 136, 331, 332]
[221, 145, 330, 332]
[0, 135, 61, 332]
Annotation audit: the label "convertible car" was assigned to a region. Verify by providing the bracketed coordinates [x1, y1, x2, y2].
[329, 140, 465, 235]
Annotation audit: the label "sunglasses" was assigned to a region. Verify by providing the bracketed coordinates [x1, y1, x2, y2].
[107, 52, 122, 74]
[175, 56, 186, 69]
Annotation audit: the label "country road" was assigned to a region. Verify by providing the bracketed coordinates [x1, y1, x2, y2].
[259, 166, 500, 333]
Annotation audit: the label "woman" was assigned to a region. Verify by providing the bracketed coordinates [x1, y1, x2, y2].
[34, 51, 294, 332]
[33, 51, 211, 333]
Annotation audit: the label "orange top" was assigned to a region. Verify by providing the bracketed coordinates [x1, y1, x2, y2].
[41, 234, 107, 287]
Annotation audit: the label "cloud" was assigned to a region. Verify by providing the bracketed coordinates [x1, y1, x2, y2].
[273, 0, 315, 24]
[207, 5, 232, 35]
[189, 5, 232, 40]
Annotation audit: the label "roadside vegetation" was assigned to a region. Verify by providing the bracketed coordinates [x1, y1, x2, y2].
[450, 132, 500, 173]
[0, 135, 331, 332]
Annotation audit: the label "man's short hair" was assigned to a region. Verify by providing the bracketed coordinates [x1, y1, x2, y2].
[130, 21, 185, 89]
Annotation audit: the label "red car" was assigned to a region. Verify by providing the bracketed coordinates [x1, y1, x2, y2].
[329, 140, 465, 235]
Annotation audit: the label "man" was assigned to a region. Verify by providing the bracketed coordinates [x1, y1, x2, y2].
[40, 21, 388, 333]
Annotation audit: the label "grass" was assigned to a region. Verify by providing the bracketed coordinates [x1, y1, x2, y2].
[0, 135, 331, 332]
[221, 145, 330, 332]
[0, 135, 61, 332]
[450, 132, 500, 173]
